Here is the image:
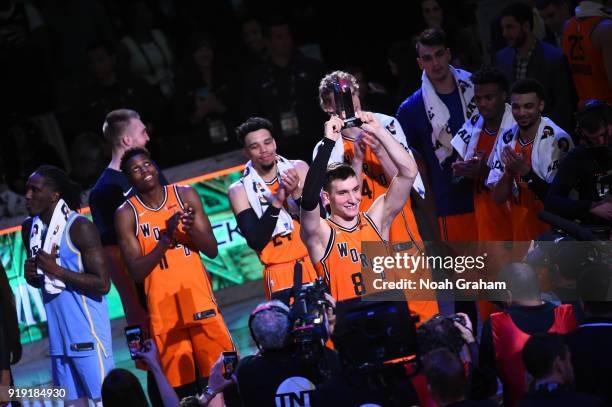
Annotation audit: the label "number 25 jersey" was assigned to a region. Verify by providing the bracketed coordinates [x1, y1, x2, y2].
[127, 185, 217, 335]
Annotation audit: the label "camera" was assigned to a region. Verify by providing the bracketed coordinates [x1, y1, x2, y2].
[332, 80, 362, 129]
[289, 278, 330, 363]
[447, 314, 467, 327]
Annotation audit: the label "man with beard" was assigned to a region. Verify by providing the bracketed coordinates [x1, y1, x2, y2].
[494, 2, 575, 131]
[487, 78, 574, 241]
[228, 117, 317, 299]
[546, 100, 612, 227]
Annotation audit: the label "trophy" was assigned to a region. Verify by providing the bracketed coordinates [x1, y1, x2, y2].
[333, 80, 362, 129]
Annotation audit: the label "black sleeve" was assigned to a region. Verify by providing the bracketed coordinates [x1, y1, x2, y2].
[236, 207, 281, 252]
[301, 138, 336, 211]
[545, 153, 592, 219]
[526, 170, 550, 201]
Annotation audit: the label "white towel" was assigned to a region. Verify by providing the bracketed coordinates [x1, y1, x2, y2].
[242, 155, 298, 238]
[486, 117, 574, 190]
[29, 199, 72, 294]
[451, 104, 515, 163]
[312, 113, 427, 198]
[421, 67, 478, 165]
[575, 1, 611, 18]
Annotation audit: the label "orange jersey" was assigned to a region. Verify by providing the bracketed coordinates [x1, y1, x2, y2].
[342, 138, 423, 245]
[474, 129, 512, 241]
[511, 142, 550, 240]
[563, 16, 612, 104]
[316, 213, 384, 301]
[127, 185, 218, 335]
[258, 178, 310, 266]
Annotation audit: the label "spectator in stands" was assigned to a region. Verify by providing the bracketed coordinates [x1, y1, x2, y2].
[478, 262, 578, 406]
[241, 15, 326, 162]
[119, 0, 175, 99]
[494, 2, 576, 131]
[418, 0, 482, 71]
[69, 132, 106, 189]
[387, 41, 421, 105]
[1, 117, 64, 196]
[565, 263, 612, 404]
[519, 333, 604, 406]
[347, 66, 396, 116]
[562, 0, 612, 105]
[40, 0, 115, 77]
[102, 339, 179, 407]
[240, 17, 269, 70]
[487, 78, 574, 241]
[0, 0, 54, 116]
[174, 34, 238, 160]
[73, 41, 166, 145]
[536, 0, 572, 48]
[423, 348, 496, 407]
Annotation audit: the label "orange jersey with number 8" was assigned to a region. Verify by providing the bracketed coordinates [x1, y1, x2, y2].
[315, 213, 384, 301]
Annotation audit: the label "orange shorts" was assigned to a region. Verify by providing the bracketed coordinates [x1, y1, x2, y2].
[438, 212, 478, 241]
[263, 257, 317, 299]
[154, 314, 234, 387]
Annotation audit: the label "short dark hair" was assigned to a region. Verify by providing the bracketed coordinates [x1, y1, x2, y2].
[522, 333, 569, 379]
[471, 66, 509, 93]
[575, 100, 612, 134]
[34, 165, 82, 210]
[510, 78, 546, 101]
[500, 2, 534, 31]
[102, 109, 140, 146]
[423, 348, 467, 404]
[415, 28, 447, 56]
[535, 0, 566, 10]
[120, 147, 151, 175]
[87, 40, 116, 56]
[417, 315, 465, 355]
[323, 163, 357, 192]
[102, 369, 148, 407]
[235, 117, 274, 146]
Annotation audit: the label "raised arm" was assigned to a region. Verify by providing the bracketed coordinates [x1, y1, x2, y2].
[361, 112, 418, 236]
[299, 117, 343, 264]
[34, 218, 111, 297]
[115, 203, 178, 283]
[177, 186, 218, 259]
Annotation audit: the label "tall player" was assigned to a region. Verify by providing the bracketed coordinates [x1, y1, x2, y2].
[300, 112, 418, 301]
[316, 71, 438, 320]
[228, 117, 317, 299]
[114, 148, 233, 403]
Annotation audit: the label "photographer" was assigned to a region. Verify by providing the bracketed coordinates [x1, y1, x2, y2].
[546, 100, 612, 228]
[235, 300, 339, 407]
[417, 313, 495, 402]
